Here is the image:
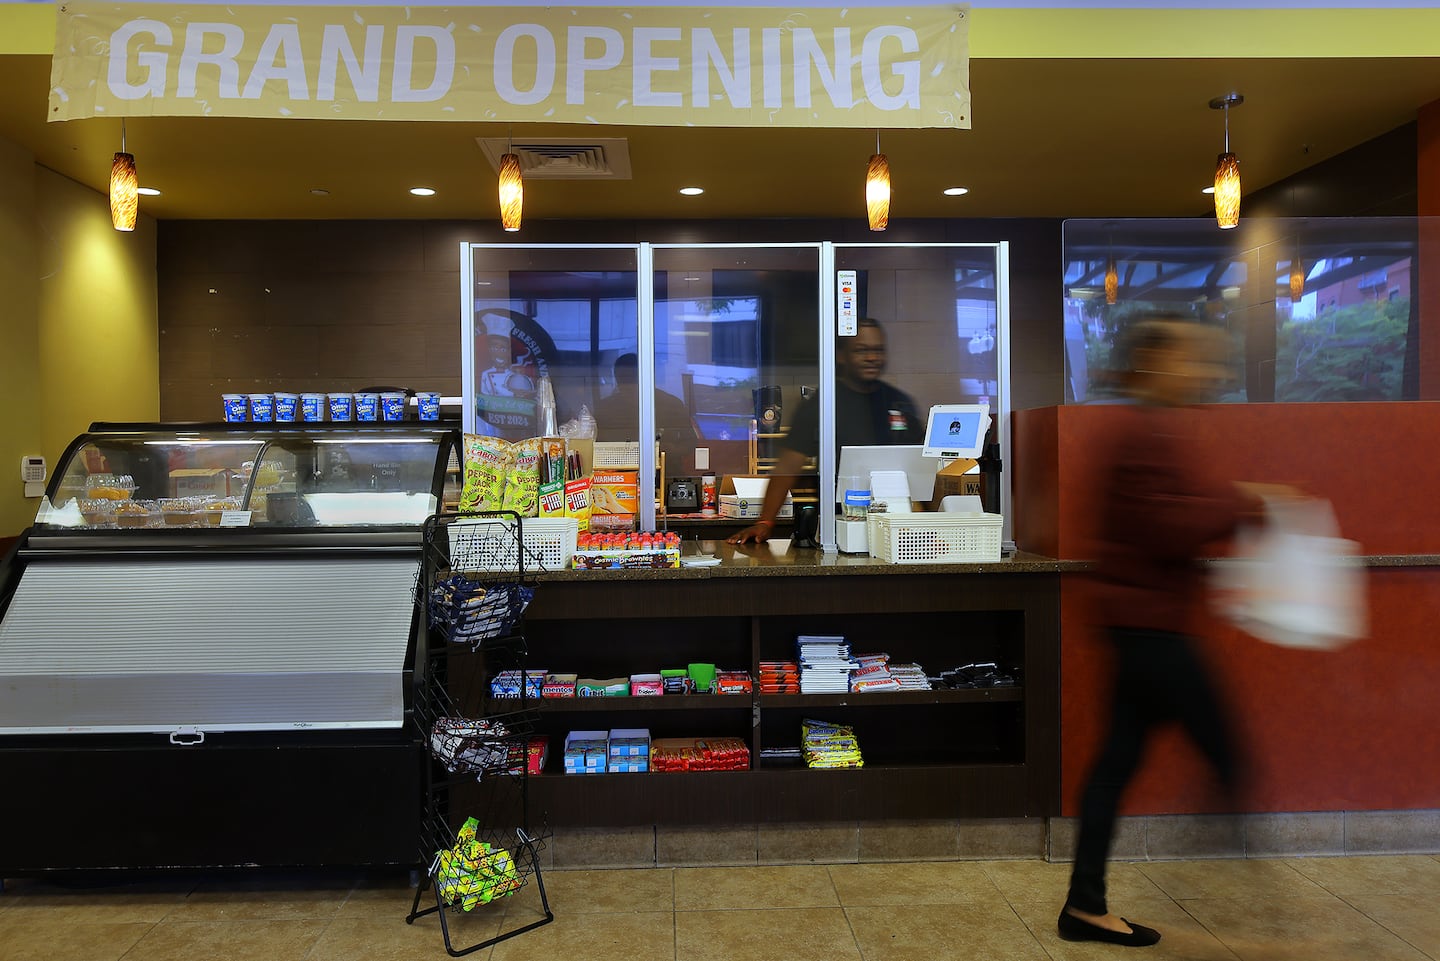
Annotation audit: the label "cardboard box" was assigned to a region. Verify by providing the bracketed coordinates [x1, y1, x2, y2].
[930, 458, 983, 508]
[590, 470, 637, 515]
[718, 475, 794, 519]
[563, 729, 609, 774]
[170, 468, 237, 499]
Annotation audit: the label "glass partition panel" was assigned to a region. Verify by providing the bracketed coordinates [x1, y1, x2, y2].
[651, 244, 823, 524]
[463, 245, 641, 440]
[831, 244, 1008, 547]
[1062, 218, 1420, 404]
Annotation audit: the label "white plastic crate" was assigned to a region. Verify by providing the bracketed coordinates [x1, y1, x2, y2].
[869, 512, 1003, 564]
[447, 517, 579, 572]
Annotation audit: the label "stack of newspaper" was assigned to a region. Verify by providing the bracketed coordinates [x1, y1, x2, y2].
[797, 635, 855, 694]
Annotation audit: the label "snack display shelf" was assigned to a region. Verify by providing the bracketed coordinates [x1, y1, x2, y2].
[408, 510, 553, 956]
[527, 694, 752, 712]
[513, 569, 1059, 827]
[758, 689, 1024, 708]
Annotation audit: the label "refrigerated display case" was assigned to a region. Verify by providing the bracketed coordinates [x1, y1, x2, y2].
[0, 421, 461, 874]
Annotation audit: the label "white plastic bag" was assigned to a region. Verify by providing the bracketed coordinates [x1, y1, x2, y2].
[1211, 496, 1368, 650]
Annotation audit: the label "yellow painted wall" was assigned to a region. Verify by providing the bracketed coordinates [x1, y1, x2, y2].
[0, 134, 42, 538]
[36, 166, 159, 471]
[0, 132, 159, 538]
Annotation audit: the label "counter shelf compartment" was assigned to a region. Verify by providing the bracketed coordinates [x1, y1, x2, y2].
[530, 693, 751, 713]
[513, 570, 1058, 827]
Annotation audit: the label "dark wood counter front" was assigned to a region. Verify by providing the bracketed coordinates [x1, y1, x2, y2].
[467, 550, 1062, 829]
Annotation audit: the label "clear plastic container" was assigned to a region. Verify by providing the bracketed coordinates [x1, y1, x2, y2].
[841, 476, 871, 521]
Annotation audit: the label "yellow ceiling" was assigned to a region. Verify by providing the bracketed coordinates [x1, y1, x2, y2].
[2, 6, 1438, 223]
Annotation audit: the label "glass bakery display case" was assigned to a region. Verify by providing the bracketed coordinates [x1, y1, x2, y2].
[0, 421, 461, 874]
[35, 422, 459, 530]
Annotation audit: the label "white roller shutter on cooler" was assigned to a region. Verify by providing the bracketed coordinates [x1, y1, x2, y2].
[0, 557, 420, 735]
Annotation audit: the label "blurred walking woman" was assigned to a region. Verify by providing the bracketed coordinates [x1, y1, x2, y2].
[1059, 317, 1276, 947]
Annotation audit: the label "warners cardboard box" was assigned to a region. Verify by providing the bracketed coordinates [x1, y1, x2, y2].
[929, 458, 983, 508]
[718, 475, 794, 519]
[589, 469, 637, 532]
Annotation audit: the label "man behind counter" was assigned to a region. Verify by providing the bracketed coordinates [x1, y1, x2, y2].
[729, 317, 921, 544]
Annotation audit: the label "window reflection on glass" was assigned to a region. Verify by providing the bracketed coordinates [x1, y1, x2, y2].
[1062, 218, 1417, 403]
[651, 247, 822, 486]
[834, 248, 1001, 419]
[469, 264, 639, 440]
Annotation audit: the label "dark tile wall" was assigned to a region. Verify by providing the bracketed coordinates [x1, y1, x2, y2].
[157, 217, 1066, 421]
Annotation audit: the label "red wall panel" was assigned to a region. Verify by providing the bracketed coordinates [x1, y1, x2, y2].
[1018, 402, 1440, 814]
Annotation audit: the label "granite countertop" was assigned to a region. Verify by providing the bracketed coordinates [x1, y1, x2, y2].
[527, 543, 1440, 582]
[531, 541, 1083, 581]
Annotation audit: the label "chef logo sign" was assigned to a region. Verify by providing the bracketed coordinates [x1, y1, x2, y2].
[50, 4, 970, 129]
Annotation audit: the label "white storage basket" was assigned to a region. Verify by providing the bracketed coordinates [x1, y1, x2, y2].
[869, 512, 1003, 564]
[447, 517, 578, 572]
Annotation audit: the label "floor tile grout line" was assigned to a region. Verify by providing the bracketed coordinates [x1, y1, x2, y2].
[1333, 890, 1440, 961]
[1172, 897, 1247, 961]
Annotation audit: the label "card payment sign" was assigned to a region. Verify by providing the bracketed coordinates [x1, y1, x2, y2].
[837, 270, 858, 336]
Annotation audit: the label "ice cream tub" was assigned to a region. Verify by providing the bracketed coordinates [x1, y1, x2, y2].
[301, 392, 326, 422]
[248, 393, 274, 422]
[327, 392, 354, 421]
[355, 392, 380, 421]
[273, 392, 299, 422]
[381, 392, 406, 421]
[222, 394, 247, 423]
[417, 391, 441, 421]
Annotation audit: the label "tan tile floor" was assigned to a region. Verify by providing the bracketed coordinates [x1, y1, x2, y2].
[2, 854, 1439, 961]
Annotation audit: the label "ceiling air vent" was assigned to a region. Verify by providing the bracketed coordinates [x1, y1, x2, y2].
[476, 137, 632, 180]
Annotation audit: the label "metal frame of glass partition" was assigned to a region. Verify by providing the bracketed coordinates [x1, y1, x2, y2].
[460, 241, 1012, 550]
[829, 242, 1012, 552]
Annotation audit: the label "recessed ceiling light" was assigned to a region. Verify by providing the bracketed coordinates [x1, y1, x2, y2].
[943, 186, 969, 196]
[678, 186, 704, 196]
[1201, 185, 1216, 194]
[137, 186, 161, 196]
[410, 187, 436, 197]
[310, 188, 330, 196]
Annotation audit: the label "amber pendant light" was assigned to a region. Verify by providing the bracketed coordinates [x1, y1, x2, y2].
[865, 131, 890, 232]
[498, 152, 523, 232]
[110, 120, 138, 232]
[1209, 94, 1243, 230]
[1104, 256, 1119, 305]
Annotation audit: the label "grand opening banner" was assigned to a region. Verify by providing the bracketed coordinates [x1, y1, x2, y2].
[50, 3, 970, 127]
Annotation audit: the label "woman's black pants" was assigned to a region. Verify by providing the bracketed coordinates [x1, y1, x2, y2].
[1065, 627, 1242, 916]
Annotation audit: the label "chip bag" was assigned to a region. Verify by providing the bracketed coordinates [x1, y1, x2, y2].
[459, 435, 511, 513]
[501, 437, 542, 517]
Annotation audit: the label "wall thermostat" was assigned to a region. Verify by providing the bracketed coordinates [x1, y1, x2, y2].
[21, 456, 46, 483]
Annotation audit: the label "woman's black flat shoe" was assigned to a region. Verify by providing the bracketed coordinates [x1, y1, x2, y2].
[1057, 910, 1162, 947]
